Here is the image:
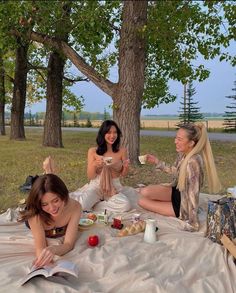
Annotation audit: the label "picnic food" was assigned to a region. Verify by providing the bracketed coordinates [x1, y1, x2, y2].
[117, 220, 146, 237]
[87, 213, 97, 222]
[111, 218, 123, 229]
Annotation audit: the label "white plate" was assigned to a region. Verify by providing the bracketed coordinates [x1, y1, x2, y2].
[79, 218, 94, 227]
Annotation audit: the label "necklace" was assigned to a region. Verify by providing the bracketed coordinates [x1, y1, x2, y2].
[52, 227, 57, 235]
[45, 224, 67, 238]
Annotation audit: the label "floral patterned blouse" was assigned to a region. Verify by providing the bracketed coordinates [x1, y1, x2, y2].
[156, 153, 204, 231]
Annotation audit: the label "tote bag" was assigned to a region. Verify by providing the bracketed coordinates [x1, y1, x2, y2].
[206, 197, 236, 244]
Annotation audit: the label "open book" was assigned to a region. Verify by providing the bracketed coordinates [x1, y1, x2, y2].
[20, 260, 79, 285]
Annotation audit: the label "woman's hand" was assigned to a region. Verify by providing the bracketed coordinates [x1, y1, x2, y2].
[146, 154, 159, 165]
[33, 246, 55, 268]
[94, 156, 104, 169]
[120, 158, 130, 177]
[122, 159, 130, 169]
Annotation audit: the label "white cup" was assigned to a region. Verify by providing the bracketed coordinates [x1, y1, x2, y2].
[138, 155, 147, 165]
[103, 157, 113, 165]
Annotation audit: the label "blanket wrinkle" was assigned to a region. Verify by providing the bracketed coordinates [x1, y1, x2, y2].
[0, 192, 235, 293]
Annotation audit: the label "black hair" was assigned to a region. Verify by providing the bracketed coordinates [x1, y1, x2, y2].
[96, 120, 122, 155]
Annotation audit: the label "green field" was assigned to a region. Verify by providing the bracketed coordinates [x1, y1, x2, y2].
[0, 128, 235, 212]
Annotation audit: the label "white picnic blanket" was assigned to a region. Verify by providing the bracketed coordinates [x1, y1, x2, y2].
[0, 192, 235, 293]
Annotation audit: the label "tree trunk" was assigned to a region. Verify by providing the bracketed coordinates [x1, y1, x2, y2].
[0, 53, 6, 135]
[11, 1, 148, 160]
[113, 1, 147, 163]
[43, 51, 64, 147]
[10, 39, 28, 140]
[43, 3, 71, 148]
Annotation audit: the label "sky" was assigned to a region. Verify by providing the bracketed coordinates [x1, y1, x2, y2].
[28, 54, 235, 116]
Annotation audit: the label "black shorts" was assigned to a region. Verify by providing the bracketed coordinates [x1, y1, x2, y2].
[171, 186, 181, 218]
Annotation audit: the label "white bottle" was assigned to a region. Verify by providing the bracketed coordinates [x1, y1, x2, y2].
[144, 219, 157, 244]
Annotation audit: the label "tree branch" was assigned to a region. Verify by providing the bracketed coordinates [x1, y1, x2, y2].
[5, 74, 14, 83]
[63, 75, 89, 83]
[27, 61, 47, 83]
[11, 29, 116, 97]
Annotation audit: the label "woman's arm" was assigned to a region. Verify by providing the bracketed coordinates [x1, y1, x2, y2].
[87, 147, 104, 180]
[180, 157, 202, 231]
[120, 147, 129, 177]
[146, 154, 179, 176]
[28, 215, 48, 261]
[48, 201, 81, 255]
[33, 201, 82, 267]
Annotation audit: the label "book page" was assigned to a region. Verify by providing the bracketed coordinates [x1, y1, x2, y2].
[21, 261, 79, 285]
[20, 266, 50, 285]
[51, 260, 79, 278]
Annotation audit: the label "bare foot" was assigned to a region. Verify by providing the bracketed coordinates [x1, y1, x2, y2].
[43, 156, 55, 174]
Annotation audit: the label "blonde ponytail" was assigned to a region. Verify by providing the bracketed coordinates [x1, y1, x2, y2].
[177, 123, 221, 193]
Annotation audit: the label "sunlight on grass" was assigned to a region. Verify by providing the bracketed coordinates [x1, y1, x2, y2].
[0, 128, 235, 211]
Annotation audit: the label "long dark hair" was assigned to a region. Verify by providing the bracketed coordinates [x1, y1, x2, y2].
[96, 120, 122, 155]
[19, 174, 69, 225]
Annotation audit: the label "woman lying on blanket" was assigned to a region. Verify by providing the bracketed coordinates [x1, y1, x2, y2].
[19, 174, 81, 268]
[70, 120, 131, 212]
[138, 123, 221, 231]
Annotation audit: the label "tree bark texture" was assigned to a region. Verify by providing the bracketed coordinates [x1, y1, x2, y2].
[113, 1, 147, 163]
[43, 3, 71, 148]
[0, 53, 6, 135]
[43, 51, 64, 147]
[10, 39, 28, 140]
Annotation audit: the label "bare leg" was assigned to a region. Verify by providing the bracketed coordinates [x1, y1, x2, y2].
[43, 156, 55, 174]
[138, 184, 176, 217]
[139, 184, 172, 201]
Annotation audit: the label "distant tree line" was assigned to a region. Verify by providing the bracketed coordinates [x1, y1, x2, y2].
[4, 110, 111, 127]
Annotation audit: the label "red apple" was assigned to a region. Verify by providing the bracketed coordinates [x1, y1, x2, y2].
[88, 235, 99, 247]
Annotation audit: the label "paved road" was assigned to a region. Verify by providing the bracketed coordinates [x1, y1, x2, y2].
[139, 129, 236, 142]
[60, 127, 236, 142]
[23, 126, 236, 142]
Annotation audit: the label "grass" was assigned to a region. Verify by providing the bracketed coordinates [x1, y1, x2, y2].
[0, 128, 235, 212]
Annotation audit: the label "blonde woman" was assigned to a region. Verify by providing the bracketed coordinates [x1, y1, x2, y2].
[138, 123, 221, 231]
